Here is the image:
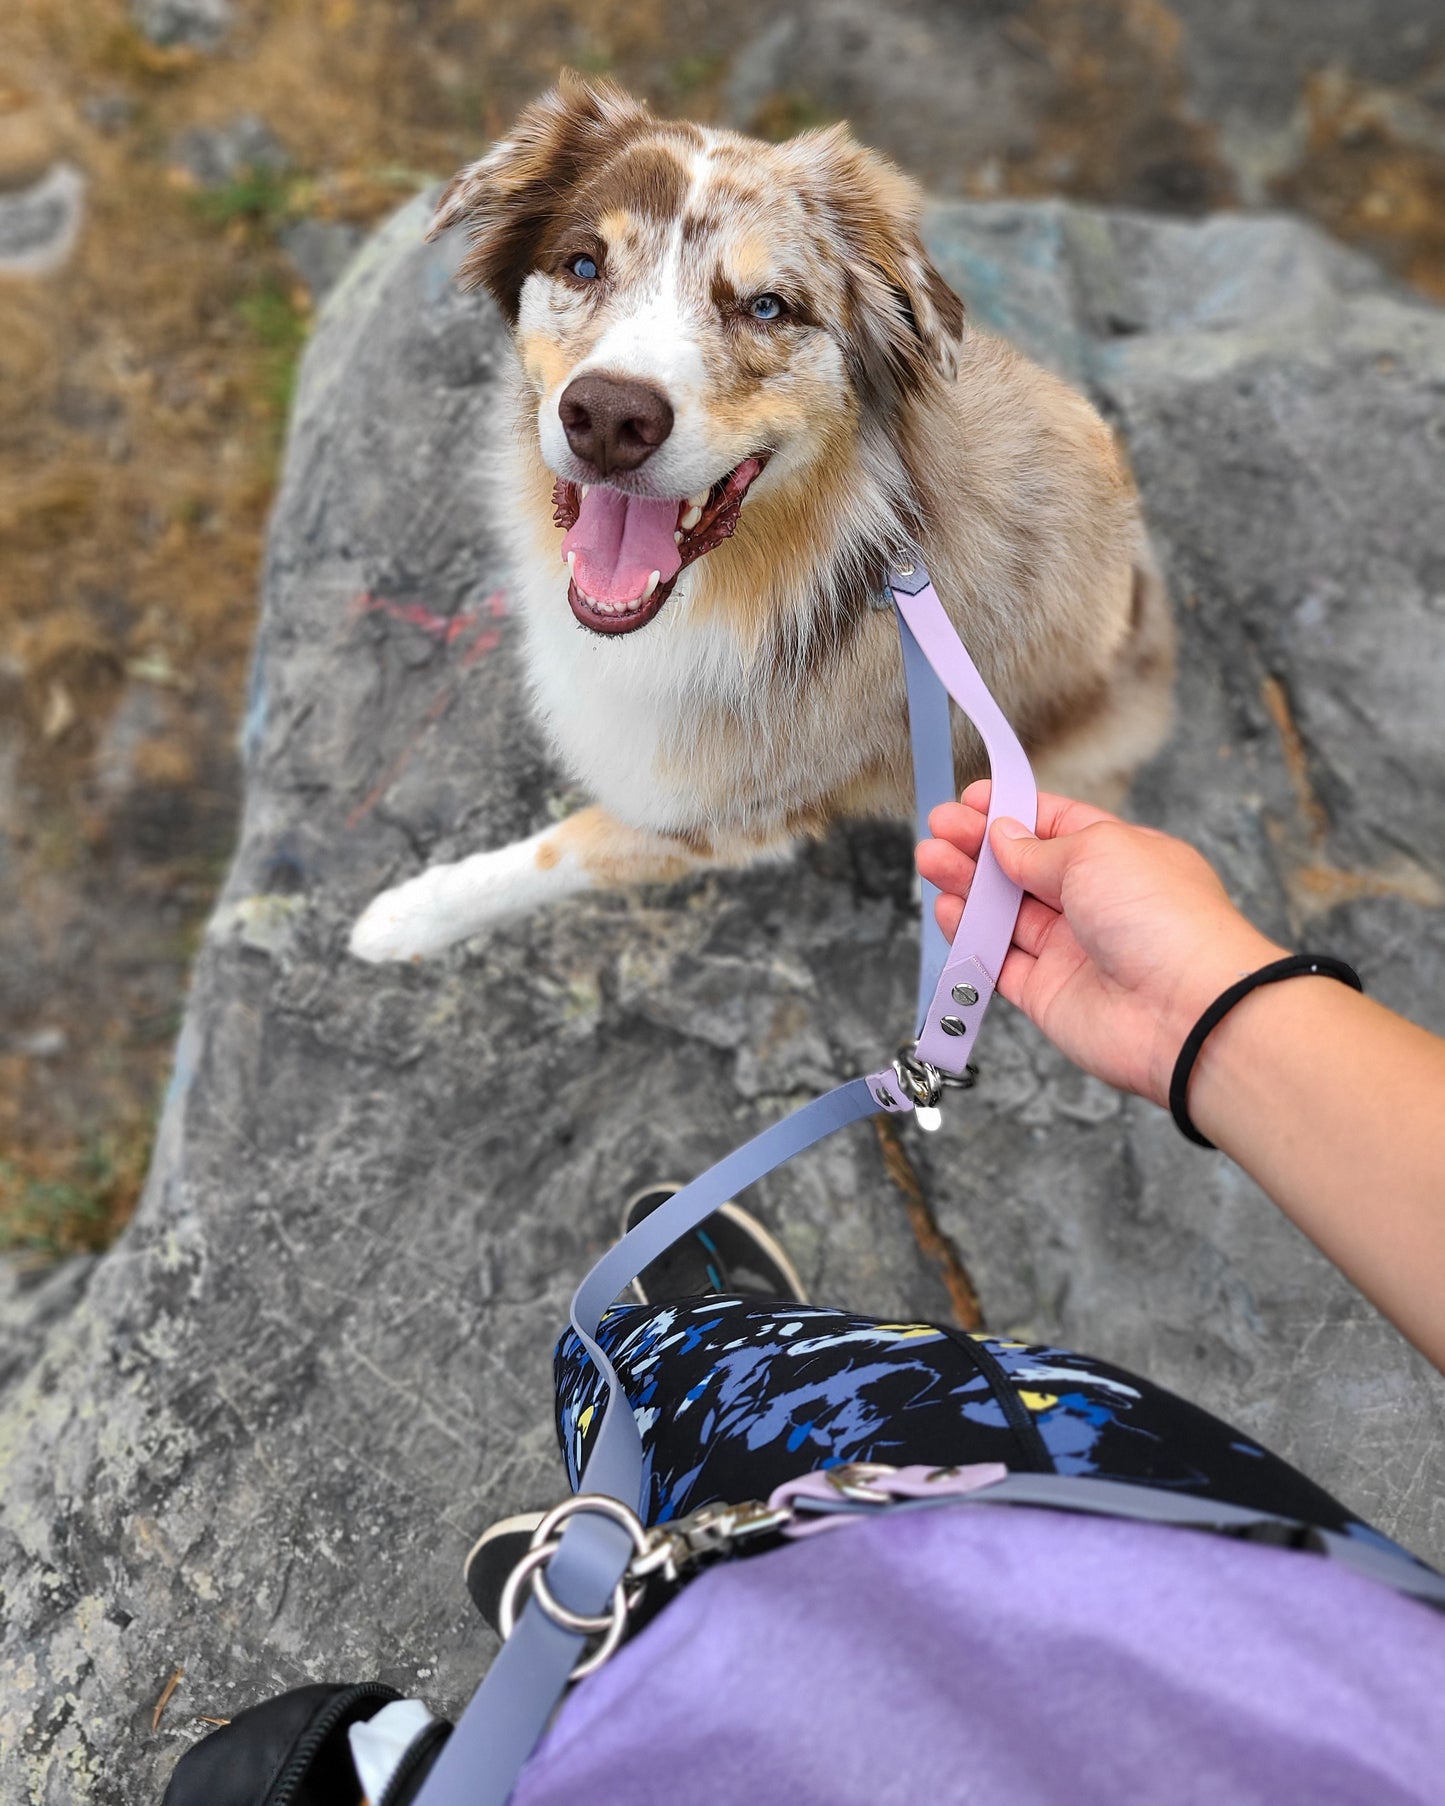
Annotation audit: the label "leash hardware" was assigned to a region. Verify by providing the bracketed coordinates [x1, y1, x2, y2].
[630, 1498, 792, 1589]
[497, 1494, 649, 1682]
[891, 1044, 978, 1130]
[823, 1461, 899, 1504]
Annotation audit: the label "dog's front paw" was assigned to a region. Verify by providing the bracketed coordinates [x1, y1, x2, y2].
[350, 833, 592, 964]
[349, 870, 470, 964]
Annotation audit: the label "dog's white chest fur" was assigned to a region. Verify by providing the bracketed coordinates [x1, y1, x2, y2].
[513, 539, 750, 836]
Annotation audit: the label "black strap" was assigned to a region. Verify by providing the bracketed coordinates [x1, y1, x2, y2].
[1170, 954, 1363, 1149]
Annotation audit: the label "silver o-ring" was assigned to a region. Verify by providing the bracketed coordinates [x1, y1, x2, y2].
[568, 1593, 630, 1679]
[498, 1546, 631, 1681]
[499, 1543, 618, 1638]
[530, 1492, 649, 1558]
[496, 1493, 650, 1680]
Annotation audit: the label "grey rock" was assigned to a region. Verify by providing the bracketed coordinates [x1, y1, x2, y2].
[1173, 0, 1445, 113]
[724, 1, 1048, 194]
[82, 92, 138, 137]
[130, 0, 230, 51]
[0, 163, 85, 278]
[713, 0, 1443, 220]
[280, 218, 366, 304]
[3, 192, 1444, 1801]
[1170, 0, 1445, 193]
[0, 1257, 96, 1398]
[171, 116, 288, 190]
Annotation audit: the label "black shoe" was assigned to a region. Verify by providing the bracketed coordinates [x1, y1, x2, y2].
[463, 1512, 545, 1634]
[621, 1184, 808, 1306]
[464, 1194, 806, 1632]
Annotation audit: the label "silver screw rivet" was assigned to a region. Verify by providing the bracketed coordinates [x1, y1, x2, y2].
[939, 1015, 968, 1037]
[876, 1087, 896, 1108]
[950, 983, 979, 1007]
[895, 561, 915, 577]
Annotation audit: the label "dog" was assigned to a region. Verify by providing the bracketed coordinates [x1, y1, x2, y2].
[349, 73, 1174, 963]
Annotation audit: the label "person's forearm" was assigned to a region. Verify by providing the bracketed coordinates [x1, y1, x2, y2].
[1189, 980, 1445, 1370]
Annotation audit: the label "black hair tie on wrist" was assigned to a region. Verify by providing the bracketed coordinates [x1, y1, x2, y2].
[1170, 954, 1364, 1149]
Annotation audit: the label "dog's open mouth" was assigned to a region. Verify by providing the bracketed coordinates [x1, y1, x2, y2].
[552, 453, 770, 636]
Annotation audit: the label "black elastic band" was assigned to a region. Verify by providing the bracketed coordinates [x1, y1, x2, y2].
[939, 1326, 1053, 1474]
[1170, 954, 1363, 1150]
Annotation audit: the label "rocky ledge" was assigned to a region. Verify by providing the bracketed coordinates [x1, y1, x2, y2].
[3, 192, 1444, 1801]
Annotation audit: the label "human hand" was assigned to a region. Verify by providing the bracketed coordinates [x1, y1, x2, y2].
[917, 782, 1285, 1108]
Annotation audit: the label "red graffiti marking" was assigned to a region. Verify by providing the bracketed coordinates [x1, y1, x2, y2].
[344, 590, 510, 829]
[345, 680, 458, 832]
[349, 589, 509, 659]
[460, 592, 508, 666]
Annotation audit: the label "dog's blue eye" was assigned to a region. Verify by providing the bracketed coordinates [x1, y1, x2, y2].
[569, 255, 599, 281]
[749, 293, 785, 322]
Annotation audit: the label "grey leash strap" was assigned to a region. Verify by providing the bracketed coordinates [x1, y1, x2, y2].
[897, 591, 956, 1028]
[968, 1476, 1445, 1608]
[412, 564, 1005, 1806]
[784, 1472, 1445, 1610]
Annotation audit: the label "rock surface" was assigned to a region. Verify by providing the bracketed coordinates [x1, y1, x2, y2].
[169, 116, 289, 190]
[0, 163, 86, 278]
[129, 0, 231, 52]
[3, 192, 1444, 1800]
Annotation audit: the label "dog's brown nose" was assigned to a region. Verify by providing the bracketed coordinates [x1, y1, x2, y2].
[559, 374, 674, 476]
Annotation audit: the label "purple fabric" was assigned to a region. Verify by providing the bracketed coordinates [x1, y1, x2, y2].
[511, 1505, 1445, 1805]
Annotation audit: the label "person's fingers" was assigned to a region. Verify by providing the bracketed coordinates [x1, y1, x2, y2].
[994, 942, 1037, 1012]
[988, 816, 1081, 909]
[916, 836, 978, 896]
[1010, 894, 1064, 959]
[926, 799, 987, 856]
[959, 781, 1122, 842]
[1035, 792, 1121, 838]
[932, 883, 1060, 959]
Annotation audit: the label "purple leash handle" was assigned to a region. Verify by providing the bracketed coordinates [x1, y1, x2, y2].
[864, 562, 1036, 1114]
[889, 563, 1037, 1079]
[412, 555, 1034, 1806]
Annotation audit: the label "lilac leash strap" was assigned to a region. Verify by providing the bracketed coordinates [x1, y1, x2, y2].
[412, 558, 1034, 1806]
[889, 563, 1038, 1077]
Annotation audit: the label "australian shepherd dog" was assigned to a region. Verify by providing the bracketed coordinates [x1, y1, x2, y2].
[350, 74, 1174, 963]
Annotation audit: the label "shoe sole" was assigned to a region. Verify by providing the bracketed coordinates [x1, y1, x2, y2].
[619, 1183, 809, 1306]
[463, 1511, 545, 1632]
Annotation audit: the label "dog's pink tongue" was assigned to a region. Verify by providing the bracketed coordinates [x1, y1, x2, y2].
[560, 486, 682, 603]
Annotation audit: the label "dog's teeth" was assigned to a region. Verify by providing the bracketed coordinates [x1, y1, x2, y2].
[679, 504, 702, 532]
[581, 485, 590, 498]
[566, 550, 576, 570]
[674, 530, 683, 545]
[642, 570, 660, 600]
[688, 489, 709, 510]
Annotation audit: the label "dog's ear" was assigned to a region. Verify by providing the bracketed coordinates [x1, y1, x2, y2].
[790, 125, 966, 402]
[427, 72, 653, 319]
